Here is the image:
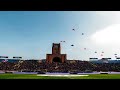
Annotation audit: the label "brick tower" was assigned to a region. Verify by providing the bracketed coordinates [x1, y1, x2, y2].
[46, 43, 67, 63]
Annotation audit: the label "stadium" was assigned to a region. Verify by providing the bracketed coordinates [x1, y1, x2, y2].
[1, 43, 120, 79]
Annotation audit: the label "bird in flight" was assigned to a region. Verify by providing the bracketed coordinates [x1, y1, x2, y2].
[72, 29, 75, 31]
[82, 33, 84, 35]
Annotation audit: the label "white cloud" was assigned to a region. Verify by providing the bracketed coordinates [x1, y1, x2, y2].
[95, 11, 120, 23]
[95, 11, 120, 16]
[91, 24, 120, 45]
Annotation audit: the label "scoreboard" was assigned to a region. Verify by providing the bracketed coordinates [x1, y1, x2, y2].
[89, 58, 98, 59]
[0, 56, 8, 58]
[89, 58, 98, 61]
[116, 57, 120, 59]
[0, 56, 22, 59]
[13, 57, 22, 59]
[102, 58, 111, 59]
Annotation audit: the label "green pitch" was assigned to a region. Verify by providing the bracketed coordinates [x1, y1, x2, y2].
[0, 74, 120, 79]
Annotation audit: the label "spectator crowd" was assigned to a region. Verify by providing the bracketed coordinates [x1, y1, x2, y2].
[0, 60, 120, 72]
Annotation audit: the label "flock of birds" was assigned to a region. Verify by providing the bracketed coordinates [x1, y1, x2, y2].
[59, 28, 119, 59]
[60, 29, 84, 47]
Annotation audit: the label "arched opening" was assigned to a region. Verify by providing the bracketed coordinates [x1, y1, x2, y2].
[52, 57, 61, 63]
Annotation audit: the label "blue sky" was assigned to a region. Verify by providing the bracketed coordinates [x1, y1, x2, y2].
[0, 11, 120, 60]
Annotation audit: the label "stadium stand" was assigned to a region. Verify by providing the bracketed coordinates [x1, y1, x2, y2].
[0, 59, 120, 72]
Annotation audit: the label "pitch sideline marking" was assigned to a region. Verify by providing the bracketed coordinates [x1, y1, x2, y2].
[37, 74, 89, 77]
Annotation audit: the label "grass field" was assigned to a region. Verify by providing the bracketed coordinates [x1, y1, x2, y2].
[0, 74, 120, 79]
